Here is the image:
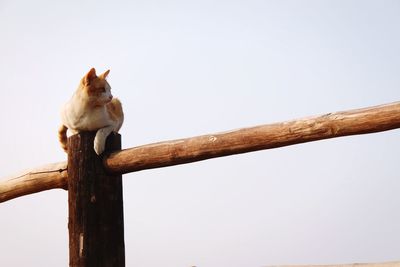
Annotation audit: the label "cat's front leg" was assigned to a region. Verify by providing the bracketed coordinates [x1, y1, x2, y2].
[94, 125, 114, 155]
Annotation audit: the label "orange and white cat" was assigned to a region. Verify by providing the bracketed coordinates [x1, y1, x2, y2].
[58, 68, 124, 155]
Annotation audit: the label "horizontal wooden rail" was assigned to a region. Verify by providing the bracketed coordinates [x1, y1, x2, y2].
[104, 101, 400, 174]
[0, 162, 67, 203]
[1, 101, 399, 202]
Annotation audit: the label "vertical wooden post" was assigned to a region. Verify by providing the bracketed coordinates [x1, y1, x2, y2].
[68, 132, 125, 267]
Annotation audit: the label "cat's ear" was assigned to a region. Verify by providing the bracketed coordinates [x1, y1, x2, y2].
[99, 69, 110, 79]
[83, 68, 97, 86]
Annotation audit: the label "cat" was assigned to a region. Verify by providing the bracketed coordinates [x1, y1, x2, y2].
[58, 68, 124, 155]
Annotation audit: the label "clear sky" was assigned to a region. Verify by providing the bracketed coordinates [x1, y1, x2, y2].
[0, 0, 399, 266]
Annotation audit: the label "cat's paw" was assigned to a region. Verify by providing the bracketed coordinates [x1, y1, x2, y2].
[94, 136, 106, 155]
[94, 126, 114, 155]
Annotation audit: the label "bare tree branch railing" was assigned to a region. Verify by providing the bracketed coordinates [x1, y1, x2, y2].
[104, 101, 400, 173]
[0, 162, 67, 203]
[1, 101, 399, 203]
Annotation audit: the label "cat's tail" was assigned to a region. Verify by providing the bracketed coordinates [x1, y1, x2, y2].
[58, 124, 68, 153]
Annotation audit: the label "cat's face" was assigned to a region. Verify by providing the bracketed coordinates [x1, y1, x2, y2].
[81, 68, 113, 106]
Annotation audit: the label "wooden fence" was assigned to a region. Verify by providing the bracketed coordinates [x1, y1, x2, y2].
[1, 101, 399, 266]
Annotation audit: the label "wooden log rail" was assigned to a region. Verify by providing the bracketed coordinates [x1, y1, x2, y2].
[0, 162, 67, 203]
[1, 101, 399, 203]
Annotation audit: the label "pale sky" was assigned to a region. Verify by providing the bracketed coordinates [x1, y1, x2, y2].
[0, 0, 399, 266]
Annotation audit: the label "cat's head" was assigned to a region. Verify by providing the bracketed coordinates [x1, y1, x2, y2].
[80, 68, 113, 106]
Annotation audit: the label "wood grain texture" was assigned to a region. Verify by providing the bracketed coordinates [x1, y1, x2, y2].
[1, 101, 399, 202]
[104, 101, 400, 174]
[68, 132, 125, 267]
[0, 162, 67, 203]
